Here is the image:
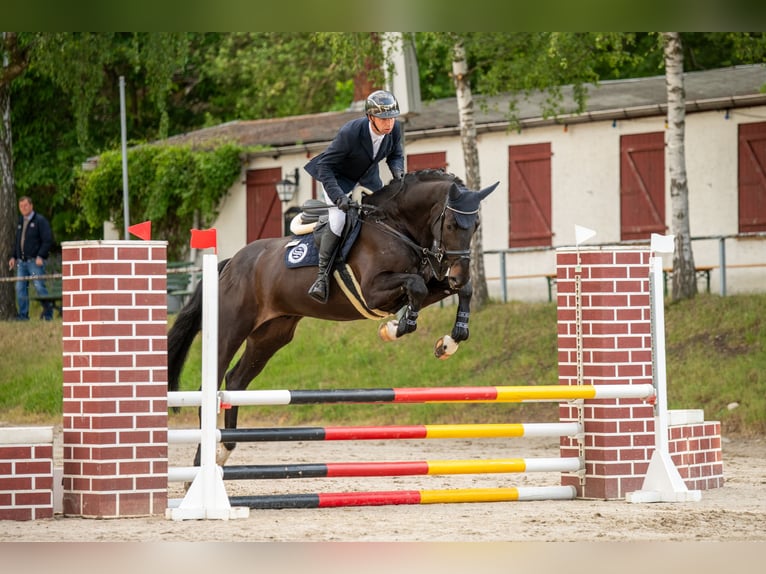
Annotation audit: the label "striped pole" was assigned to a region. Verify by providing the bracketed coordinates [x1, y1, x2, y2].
[169, 457, 582, 482]
[222, 486, 577, 509]
[168, 422, 581, 445]
[167, 384, 654, 408]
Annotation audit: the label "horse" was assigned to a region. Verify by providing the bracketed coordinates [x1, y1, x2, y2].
[168, 169, 498, 466]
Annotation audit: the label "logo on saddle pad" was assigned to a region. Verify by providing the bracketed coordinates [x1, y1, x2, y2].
[287, 242, 310, 265]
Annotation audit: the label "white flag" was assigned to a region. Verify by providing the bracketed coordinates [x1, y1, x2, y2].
[574, 225, 597, 246]
[650, 233, 675, 254]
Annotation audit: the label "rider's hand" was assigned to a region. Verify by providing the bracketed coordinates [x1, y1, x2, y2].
[335, 195, 350, 212]
[392, 170, 404, 181]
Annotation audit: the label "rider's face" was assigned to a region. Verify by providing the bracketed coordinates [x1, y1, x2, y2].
[369, 116, 395, 136]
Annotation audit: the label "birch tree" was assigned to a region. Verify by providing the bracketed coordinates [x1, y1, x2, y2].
[451, 35, 490, 309]
[663, 32, 697, 301]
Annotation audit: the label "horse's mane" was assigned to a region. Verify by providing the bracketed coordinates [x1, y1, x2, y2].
[366, 169, 465, 207]
[405, 168, 465, 187]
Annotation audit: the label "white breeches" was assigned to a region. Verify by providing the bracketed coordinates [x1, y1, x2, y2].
[321, 186, 346, 237]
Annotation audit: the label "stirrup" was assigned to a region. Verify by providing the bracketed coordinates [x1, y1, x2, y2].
[308, 276, 329, 303]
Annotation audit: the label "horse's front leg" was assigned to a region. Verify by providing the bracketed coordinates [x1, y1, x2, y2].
[374, 273, 428, 342]
[434, 280, 472, 359]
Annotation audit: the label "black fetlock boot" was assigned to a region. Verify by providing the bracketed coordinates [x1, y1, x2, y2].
[308, 231, 341, 303]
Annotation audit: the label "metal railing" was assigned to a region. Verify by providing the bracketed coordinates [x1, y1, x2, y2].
[485, 232, 766, 302]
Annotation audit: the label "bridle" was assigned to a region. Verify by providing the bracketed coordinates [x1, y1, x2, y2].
[362, 198, 477, 281]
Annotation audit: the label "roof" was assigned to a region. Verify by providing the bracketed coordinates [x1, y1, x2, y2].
[161, 65, 766, 152]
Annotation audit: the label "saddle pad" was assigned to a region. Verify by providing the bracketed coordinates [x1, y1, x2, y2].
[284, 219, 362, 269]
[285, 234, 319, 268]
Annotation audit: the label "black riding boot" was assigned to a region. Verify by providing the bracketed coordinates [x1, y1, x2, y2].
[308, 231, 341, 303]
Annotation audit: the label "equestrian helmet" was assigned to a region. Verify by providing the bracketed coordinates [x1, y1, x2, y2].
[365, 90, 400, 118]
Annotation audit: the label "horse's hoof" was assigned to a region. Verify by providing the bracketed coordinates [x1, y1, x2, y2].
[378, 320, 399, 342]
[216, 444, 232, 467]
[434, 334, 459, 359]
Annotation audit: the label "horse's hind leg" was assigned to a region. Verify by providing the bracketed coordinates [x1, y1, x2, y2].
[218, 316, 302, 465]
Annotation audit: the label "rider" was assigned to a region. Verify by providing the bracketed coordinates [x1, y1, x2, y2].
[304, 89, 405, 303]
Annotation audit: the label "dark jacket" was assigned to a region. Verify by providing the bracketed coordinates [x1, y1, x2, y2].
[12, 211, 53, 261]
[304, 116, 404, 203]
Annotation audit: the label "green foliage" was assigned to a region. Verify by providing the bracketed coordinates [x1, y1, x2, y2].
[200, 32, 363, 121]
[28, 33, 189, 149]
[75, 142, 243, 259]
[467, 32, 640, 119]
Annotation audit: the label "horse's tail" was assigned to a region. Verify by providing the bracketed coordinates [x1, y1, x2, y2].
[167, 258, 231, 395]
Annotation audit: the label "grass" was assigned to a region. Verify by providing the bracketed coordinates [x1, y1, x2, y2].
[1, 293, 764, 436]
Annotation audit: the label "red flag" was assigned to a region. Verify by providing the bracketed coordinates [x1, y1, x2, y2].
[190, 228, 217, 253]
[127, 221, 152, 241]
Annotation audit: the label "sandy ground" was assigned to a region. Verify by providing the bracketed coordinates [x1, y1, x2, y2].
[1, 429, 764, 543]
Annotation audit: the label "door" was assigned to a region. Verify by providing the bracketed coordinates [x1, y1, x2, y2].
[246, 168, 282, 242]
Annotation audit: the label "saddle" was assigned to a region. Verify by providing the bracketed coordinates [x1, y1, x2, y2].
[283, 200, 361, 269]
[288, 199, 330, 236]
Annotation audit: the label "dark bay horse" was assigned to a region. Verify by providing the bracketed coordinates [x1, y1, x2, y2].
[168, 169, 498, 465]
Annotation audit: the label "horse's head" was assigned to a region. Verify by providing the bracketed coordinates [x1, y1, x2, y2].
[365, 170, 498, 289]
[435, 180, 499, 289]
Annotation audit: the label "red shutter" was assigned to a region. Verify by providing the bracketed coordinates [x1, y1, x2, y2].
[738, 122, 766, 233]
[246, 168, 282, 242]
[406, 151, 446, 172]
[508, 143, 552, 247]
[620, 132, 666, 241]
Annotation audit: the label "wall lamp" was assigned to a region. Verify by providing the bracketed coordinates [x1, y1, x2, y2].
[276, 167, 300, 203]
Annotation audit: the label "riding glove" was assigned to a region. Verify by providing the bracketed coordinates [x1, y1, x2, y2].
[335, 195, 350, 212]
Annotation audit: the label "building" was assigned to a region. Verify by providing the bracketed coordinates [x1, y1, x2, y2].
[163, 65, 766, 302]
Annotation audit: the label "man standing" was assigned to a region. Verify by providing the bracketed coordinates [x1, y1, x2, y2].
[8, 196, 54, 321]
[304, 89, 405, 302]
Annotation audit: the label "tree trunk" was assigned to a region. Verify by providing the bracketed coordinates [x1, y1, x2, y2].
[1, 37, 20, 318]
[663, 32, 697, 301]
[451, 37, 489, 310]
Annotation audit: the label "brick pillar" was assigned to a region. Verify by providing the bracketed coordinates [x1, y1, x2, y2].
[61, 240, 168, 517]
[557, 249, 655, 499]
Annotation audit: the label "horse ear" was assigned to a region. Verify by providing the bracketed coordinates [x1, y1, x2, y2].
[478, 181, 499, 201]
[448, 182, 462, 202]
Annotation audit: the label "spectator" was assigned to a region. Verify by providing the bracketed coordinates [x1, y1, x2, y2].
[8, 196, 54, 321]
